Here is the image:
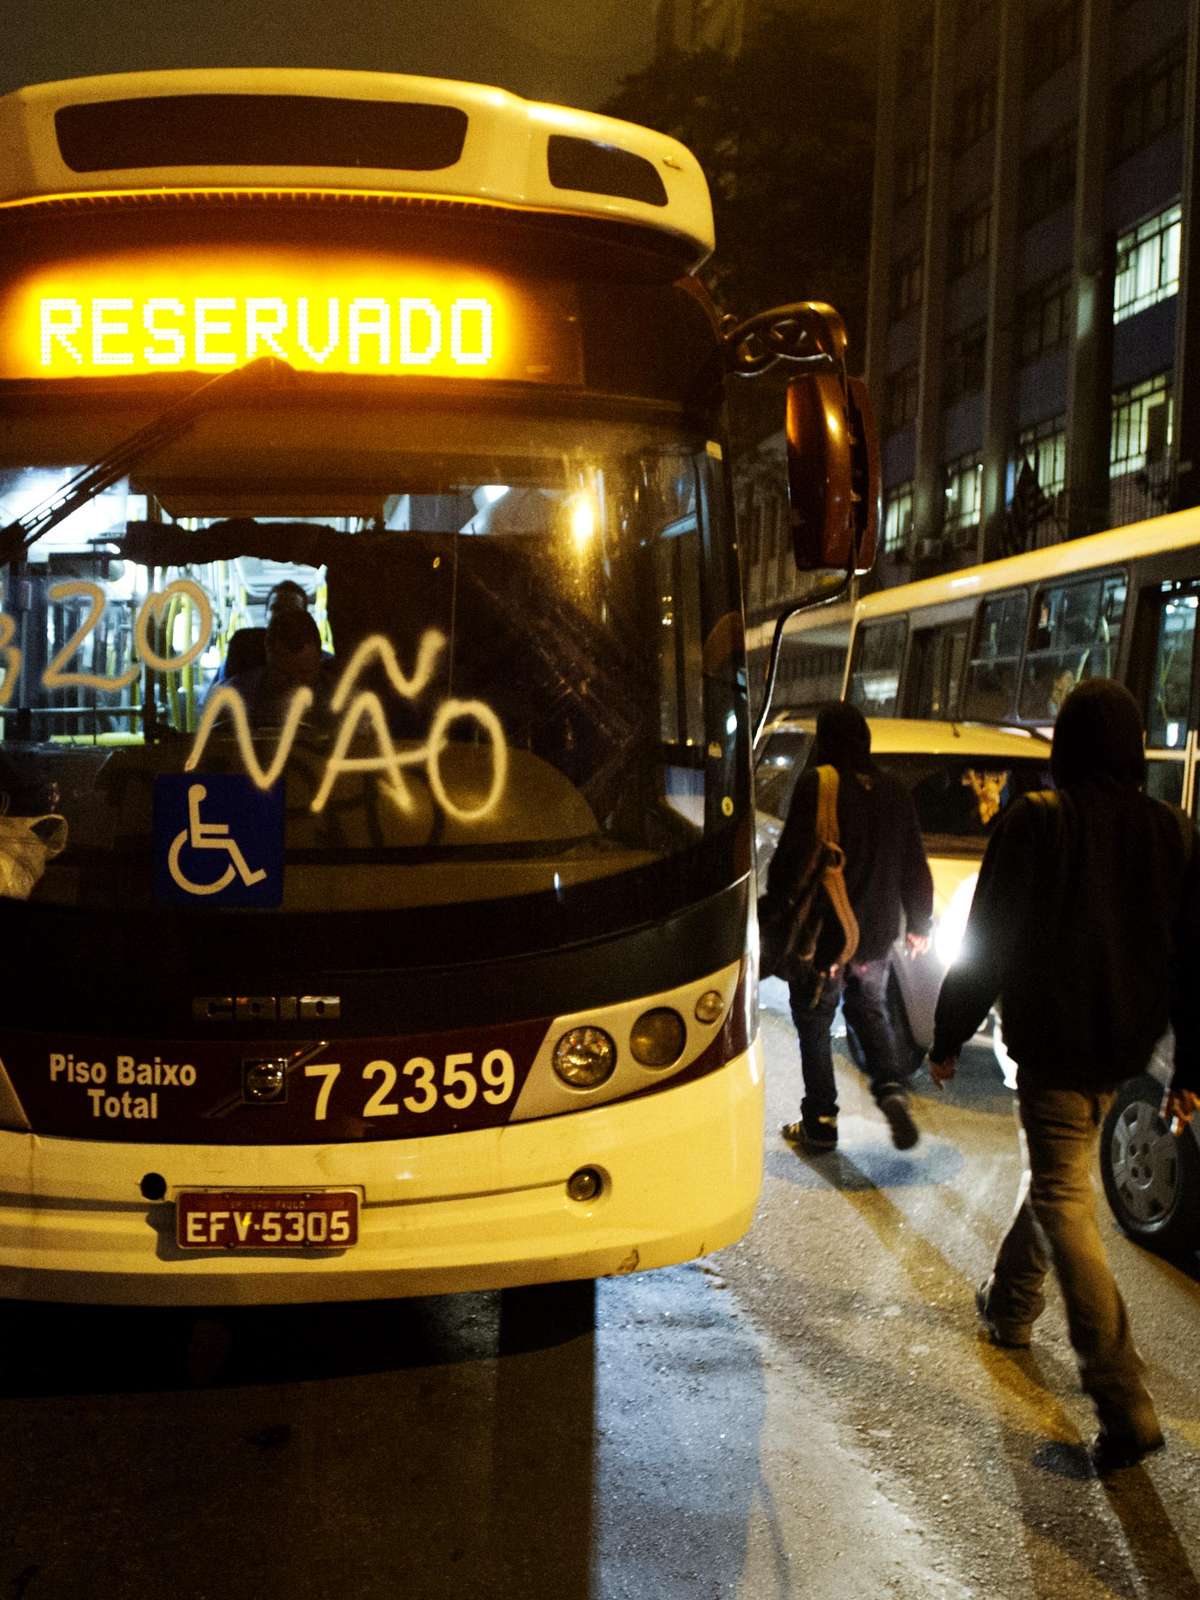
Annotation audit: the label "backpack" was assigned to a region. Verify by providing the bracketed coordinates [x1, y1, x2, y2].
[757, 765, 860, 1007]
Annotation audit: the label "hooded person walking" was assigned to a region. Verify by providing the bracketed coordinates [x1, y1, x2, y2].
[768, 702, 933, 1152]
[929, 678, 1200, 1475]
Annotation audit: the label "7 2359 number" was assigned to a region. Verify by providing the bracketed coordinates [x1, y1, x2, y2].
[304, 1049, 516, 1121]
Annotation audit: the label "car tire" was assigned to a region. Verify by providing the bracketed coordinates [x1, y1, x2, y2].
[1100, 1073, 1200, 1256]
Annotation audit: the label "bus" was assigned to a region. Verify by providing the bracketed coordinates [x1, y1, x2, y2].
[844, 506, 1200, 812]
[0, 69, 874, 1304]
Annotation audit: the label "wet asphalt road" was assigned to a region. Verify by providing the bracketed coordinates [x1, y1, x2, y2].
[2, 979, 1198, 1600]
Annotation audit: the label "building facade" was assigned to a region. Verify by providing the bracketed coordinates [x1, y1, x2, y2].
[869, 0, 1200, 580]
[742, 0, 1200, 716]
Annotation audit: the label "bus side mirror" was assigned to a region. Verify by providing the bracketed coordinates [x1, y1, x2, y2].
[785, 373, 879, 573]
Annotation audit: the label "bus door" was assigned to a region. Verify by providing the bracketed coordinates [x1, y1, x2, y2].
[1138, 577, 1200, 812]
[845, 616, 907, 714]
[903, 622, 969, 719]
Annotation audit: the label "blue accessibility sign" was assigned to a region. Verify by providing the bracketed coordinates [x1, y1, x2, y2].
[153, 774, 285, 907]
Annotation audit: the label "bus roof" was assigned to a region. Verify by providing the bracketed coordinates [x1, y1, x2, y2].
[853, 504, 1200, 623]
[0, 69, 714, 267]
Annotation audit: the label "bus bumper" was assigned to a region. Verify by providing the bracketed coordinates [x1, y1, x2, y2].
[0, 1042, 764, 1305]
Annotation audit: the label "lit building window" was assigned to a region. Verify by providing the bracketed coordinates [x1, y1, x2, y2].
[1113, 204, 1181, 323]
[1007, 417, 1065, 545]
[883, 482, 914, 556]
[1110, 373, 1172, 476]
[943, 453, 983, 544]
[1013, 416, 1067, 500]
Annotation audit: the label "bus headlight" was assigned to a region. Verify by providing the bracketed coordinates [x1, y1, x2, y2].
[553, 1026, 616, 1088]
[629, 1008, 686, 1068]
[934, 874, 978, 969]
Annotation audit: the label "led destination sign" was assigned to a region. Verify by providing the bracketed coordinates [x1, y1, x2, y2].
[0, 243, 581, 382]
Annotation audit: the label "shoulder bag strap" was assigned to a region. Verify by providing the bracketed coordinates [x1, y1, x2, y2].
[815, 764, 839, 845]
[815, 766, 860, 967]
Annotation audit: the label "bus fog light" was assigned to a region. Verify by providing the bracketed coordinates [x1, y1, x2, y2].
[566, 1166, 604, 1202]
[694, 990, 724, 1025]
[553, 1027, 616, 1088]
[630, 1007, 686, 1068]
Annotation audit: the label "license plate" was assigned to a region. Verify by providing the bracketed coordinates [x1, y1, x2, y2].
[176, 1190, 358, 1250]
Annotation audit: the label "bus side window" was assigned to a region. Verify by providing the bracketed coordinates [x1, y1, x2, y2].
[847, 618, 906, 715]
[1018, 574, 1127, 722]
[904, 623, 969, 718]
[961, 591, 1027, 722]
[1136, 581, 1198, 811]
[1144, 585, 1198, 748]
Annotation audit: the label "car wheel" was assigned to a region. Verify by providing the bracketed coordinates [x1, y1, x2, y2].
[1100, 1073, 1200, 1256]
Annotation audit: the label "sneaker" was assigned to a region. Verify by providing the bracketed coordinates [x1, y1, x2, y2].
[1089, 1429, 1166, 1476]
[974, 1280, 1032, 1349]
[879, 1092, 919, 1150]
[781, 1117, 838, 1151]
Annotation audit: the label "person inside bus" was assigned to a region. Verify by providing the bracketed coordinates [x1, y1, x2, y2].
[206, 608, 337, 728]
[770, 702, 933, 1153]
[217, 579, 324, 682]
[265, 578, 310, 622]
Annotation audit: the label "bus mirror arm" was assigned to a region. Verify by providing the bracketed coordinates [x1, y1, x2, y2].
[752, 376, 878, 742]
[0, 356, 297, 566]
[752, 575, 853, 749]
[720, 301, 848, 378]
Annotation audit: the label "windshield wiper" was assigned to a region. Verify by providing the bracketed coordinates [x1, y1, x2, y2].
[0, 356, 297, 565]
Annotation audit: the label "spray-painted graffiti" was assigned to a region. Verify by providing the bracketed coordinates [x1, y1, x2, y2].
[0, 577, 211, 700]
[188, 631, 508, 820]
[0, 586, 509, 820]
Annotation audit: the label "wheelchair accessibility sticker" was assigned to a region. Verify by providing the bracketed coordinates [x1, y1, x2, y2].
[154, 775, 284, 907]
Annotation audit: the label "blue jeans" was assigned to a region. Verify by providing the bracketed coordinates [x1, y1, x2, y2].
[988, 1081, 1159, 1442]
[789, 957, 907, 1123]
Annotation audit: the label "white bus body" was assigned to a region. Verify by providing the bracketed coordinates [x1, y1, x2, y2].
[0, 70, 771, 1304]
[844, 506, 1200, 811]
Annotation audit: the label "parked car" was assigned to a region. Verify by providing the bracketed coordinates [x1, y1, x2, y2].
[753, 714, 1055, 1082]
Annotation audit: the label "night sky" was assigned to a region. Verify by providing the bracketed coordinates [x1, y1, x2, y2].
[3, 0, 656, 111]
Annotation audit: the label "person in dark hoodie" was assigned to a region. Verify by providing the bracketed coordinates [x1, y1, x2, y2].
[768, 702, 933, 1152]
[929, 678, 1200, 1475]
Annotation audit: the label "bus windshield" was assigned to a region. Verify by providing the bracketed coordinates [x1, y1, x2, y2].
[0, 398, 745, 945]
